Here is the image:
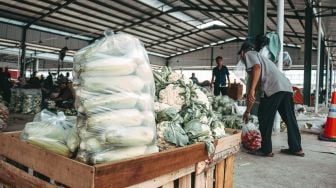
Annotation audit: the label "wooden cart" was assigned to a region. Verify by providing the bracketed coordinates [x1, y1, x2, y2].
[0, 129, 241, 188]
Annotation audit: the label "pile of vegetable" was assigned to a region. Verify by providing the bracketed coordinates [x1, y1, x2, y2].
[73, 32, 158, 164]
[0, 100, 8, 131]
[21, 110, 79, 157]
[153, 67, 226, 154]
[241, 122, 261, 151]
[9, 88, 41, 114]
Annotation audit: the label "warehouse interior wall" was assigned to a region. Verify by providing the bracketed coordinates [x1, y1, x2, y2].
[168, 41, 318, 69]
[148, 54, 166, 66]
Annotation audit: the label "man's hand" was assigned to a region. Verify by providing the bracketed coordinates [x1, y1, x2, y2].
[247, 90, 256, 103]
[243, 111, 250, 124]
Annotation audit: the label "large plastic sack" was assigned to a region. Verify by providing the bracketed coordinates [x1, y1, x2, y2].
[74, 32, 157, 164]
[241, 122, 261, 151]
[21, 110, 79, 157]
[283, 51, 292, 68]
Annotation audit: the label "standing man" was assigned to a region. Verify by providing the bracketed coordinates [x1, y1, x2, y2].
[239, 41, 304, 157]
[211, 56, 230, 96]
[190, 73, 199, 85]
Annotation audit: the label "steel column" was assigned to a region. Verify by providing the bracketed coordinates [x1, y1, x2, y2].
[326, 56, 330, 105]
[248, 0, 266, 39]
[303, 5, 313, 106]
[248, 0, 266, 116]
[19, 27, 27, 78]
[210, 47, 214, 69]
[318, 40, 325, 103]
[314, 5, 322, 113]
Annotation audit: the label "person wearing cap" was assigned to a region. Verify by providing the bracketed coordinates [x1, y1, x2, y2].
[239, 41, 304, 157]
[211, 56, 230, 96]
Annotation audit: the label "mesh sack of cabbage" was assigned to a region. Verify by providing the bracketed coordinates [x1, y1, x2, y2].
[20, 110, 79, 157]
[241, 122, 262, 151]
[73, 32, 158, 164]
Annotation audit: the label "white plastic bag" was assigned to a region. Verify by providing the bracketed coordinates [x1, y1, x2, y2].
[283, 51, 292, 68]
[74, 32, 157, 164]
[21, 110, 79, 157]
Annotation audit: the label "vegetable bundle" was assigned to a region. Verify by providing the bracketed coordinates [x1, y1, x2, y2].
[21, 110, 79, 157]
[0, 102, 8, 131]
[241, 122, 261, 151]
[154, 67, 226, 154]
[73, 32, 158, 164]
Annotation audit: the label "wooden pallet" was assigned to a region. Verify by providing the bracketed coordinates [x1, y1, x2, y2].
[0, 129, 241, 188]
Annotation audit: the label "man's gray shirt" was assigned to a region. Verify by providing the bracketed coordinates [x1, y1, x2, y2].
[244, 51, 293, 97]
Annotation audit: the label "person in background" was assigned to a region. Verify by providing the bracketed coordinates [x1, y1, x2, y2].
[52, 80, 74, 109]
[28, 72, 41, 89]
[239, 40, 304, 157]
[4, 67, 11, 80]
[65, 72, 70, 84]
[41, 72, 54, 108]
[189, 73, 199, 85]
[0, 68, 11, 105]
[211, 56, 230, 96]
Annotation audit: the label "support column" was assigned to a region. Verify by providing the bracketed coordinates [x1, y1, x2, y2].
[248, 0, 266, 39]
[248, 0, 266, 116]
[314, 7, 322, 113]
[19, 27, 27, 78]
[326, 56, 330, 105]
[273, 0, 284, 134]
[303, 5, 313, 106]
[210, 47, 214, 69]
[319, 40, 325, 103]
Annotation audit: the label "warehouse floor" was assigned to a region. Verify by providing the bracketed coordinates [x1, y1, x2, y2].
[234, 132, 336, 188]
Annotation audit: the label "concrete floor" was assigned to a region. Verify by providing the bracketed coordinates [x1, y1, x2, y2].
[234, 132, 336, 188]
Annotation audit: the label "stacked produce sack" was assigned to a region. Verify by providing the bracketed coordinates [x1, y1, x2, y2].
[9, 89, 41, 114]
[20, 110, 79, 157]
[154, 67, 226, 154]
[73, 32, 157, 164]
[0, 99, 9, 131]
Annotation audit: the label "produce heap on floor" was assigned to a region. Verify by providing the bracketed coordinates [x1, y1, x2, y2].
[0, 98, 9, 131]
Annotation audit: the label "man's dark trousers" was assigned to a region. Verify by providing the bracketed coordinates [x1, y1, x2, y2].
[258, 91, 302, 154]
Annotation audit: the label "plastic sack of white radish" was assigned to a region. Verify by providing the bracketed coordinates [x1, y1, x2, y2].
[241, 122, 262, 151]
[73, 31, 157, 164]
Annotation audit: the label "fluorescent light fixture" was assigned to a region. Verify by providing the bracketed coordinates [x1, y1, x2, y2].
[196, 20, 226, 29]
[30, 25, 93, 41]
[0, 17, 25, 26]
[224, 37, 237, 42]
[176, 52, 182, 55]
[238, 37, 246, 40]
[147, 51, 169, 58]
[139, 0, 202, 27]
[203, 44, 210, 47]
[183, 50, 188, 53]
[210, 42, 217, 46]
[217, 40, 225, 44]
[196, 47, 203, 50]
[189, 48, 196, 52]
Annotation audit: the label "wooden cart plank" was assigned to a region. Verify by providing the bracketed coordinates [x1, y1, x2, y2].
[0, 132, 94, 188]
[195, 172, 206, 188]
[205, 167, 214, 188]
[215, 160, 225, 188]
[161, 181, 174, 188]
[223, 156, 235, 188]
[0, 160, 55, 188]
[178, 174, 191, 188]
[127, 165, 194, 188]
[94, 143, 208, 188]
